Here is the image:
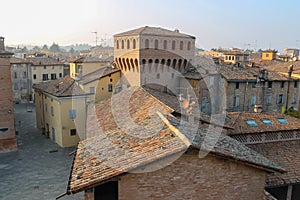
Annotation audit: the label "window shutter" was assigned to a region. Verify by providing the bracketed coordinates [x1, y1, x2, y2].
[276, 95, 279, 104]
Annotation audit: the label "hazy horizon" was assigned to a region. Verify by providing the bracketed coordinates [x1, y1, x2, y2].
[2, 0, 300, 52]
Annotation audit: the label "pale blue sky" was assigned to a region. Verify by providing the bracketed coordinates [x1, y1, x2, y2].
[2, 0, 299, 51]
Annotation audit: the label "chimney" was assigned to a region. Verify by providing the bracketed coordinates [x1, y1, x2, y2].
[288, 65, 293, 78]
[0, 36, 5, 51]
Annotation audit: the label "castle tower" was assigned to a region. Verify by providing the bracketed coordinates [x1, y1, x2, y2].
[113, 26, 196, 94]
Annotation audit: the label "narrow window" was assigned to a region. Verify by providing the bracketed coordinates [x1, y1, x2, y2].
[172, 40, 176, 50]
[154, 40, 158, 49]
[145, 39, 149, 49]
[89, 87, 95, 94]
[163, 40, 167, 50]
[108, 84, 113, 92]
[70, 129, 77, 136]
[69, 109, 76, 119]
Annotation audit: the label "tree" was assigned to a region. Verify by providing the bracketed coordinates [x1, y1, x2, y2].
[42, 44, 48, 50]
[49, 42, 60, 52]
[69, 47, 75, 54]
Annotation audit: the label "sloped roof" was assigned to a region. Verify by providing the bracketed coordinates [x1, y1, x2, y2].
[69, 112, 283, 194]
[10, 57, 31, 64]
[77, 66, 120, 85]
[33, 76, 85, 97]
[72, 56, 109, 63]
[218, 65, 289, 81]
[114, 26, 195, 39]
[24, 57, 64, 66]
[250, 140, 300, 187]
[68, 87, 284, 194]
[225, 112, 300, 135]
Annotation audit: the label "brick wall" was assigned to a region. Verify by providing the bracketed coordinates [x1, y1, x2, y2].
[117, 152, 266, 200]
[0, 58, 17, 152]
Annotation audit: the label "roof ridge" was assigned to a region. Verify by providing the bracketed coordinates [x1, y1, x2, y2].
[157, 112, 191, 147]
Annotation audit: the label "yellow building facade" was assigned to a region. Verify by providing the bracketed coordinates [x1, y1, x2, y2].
[77, 66, 121, 102]
[262, 50, 277, 61]
[33, 76, 87, 147]
[70, 57, 110, 79]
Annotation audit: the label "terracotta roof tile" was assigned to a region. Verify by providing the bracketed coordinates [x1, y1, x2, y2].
[225, 112, 300, 135]
[68, 87, 284, 194]
[114, 26, 195, 39]
[33, 76, 85, 97]
[250, 140, 300, 187]
[78, 66, 120, 85]
[24, 57, 64, 66]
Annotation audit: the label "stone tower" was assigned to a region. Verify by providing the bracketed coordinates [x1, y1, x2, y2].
[0, 36, 17, 152]
[113, 26, 196, 94]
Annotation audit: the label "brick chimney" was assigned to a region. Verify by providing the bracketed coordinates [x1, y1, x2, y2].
[0, 36, 5, 51]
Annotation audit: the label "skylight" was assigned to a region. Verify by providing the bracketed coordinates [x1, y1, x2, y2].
[277, 118, 288, 124]
[245, 120, 258, 127]
[261, 119, 273, 125]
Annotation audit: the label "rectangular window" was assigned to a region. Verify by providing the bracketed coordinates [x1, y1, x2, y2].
[156, 73, 160, 79]
[14, 84, 18, 90]
[110, 78, 113, 82]
[23, 71, 26, 79]
[268, 81, 272, 88]
[251, 95, 256, 105]
[51, 73, 56, 80]
[252, 83, 256, 88]
[280, 81, 285, 88]
[234, 96, 240, 107]
[235, 82, 240, 89]
[278, 118, 288, 124]
[33, 74, 37, 79]
[42, 74, 48, 81]
[245, 120, 258, 127]
[201, 97, 207, 111]
[90, 87, 95, 94]
[70, 129, 77, 136]
[292, 93, 297, 104]
[45, 104, 48, 112]
[51, 106, 54, 116]
[294, 81, 298, 88]
[59, 73, 62, 78]
[69, 110, 76, 119]
[171, 73, 174, 79]
[267, 95, 272, 105]
[44, 66, 47, 69]
[14, 72, 18, 79]
[108, 84, 113, 92]
[276, 94, 285, 104]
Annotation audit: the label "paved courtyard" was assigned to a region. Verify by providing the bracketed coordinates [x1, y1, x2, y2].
[0, 104, 83, 200]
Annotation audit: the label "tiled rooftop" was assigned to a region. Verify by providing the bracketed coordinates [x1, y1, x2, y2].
[24, 57, 64, 66]
[33, 76, 85, 97]
[114, 26, 195, 39]
[218, 65, 289, 81]
[68, 87, 284, 194]
[10, 57, 31, 64]
[250, 140, 300, 187]
[225, 112, 300, 135]
[77, 66, 120, 85]
[72, 56, 109, 63]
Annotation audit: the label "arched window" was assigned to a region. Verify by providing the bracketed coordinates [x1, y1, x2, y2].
[116, 40, 119, 49]
[180, 41, 183, 50]
[183, 59, 187, 68]
[121, 40, 124, 49]
[172, 59, 177, 69]
[154, 39, 158, 49]
[127, 40, 130, 49]
[172, 40, 176, 50]
[163, 40, 167, 50]
[126, 58, 130, 71]
[178, 59, 182, 71]
[134, 59, 138, 67]
[187, 41, 191, 51]
[148, 59, 153, 72]
[122, 58, 126, 71]
[145, 39, 149, 49]
[161, 59, 165, 72]
[133, 39, 136, 49]
[155, 59, 159, 72]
